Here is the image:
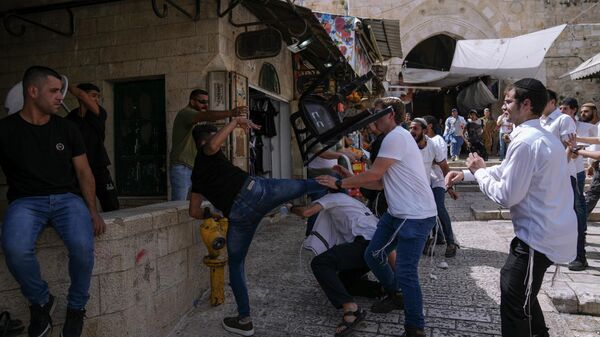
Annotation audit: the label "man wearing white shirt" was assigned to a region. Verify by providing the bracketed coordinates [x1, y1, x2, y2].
[580, 103, 600, 213]
[316, 97, 437, 337]
[412, 117, 459, 258]
[290, 192, 379, 336]
[444, 108, 466, 161]
[560, 97, 589, 271]
[446, 79, 576, 337]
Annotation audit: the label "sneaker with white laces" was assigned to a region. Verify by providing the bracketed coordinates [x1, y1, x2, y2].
[222, 316, 254, 336]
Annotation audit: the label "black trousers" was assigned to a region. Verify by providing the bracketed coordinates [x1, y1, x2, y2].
[311, 236, 373, 308]
[500, 237, 553, 337]
[93, 167, 120, 212]
[586, 163, 600, 215]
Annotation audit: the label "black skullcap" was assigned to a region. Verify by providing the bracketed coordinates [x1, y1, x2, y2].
[513, 78, 546, 92]
[77, 83, 100, 92]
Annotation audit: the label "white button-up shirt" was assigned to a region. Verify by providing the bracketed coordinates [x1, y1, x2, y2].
[463, 119, 576, 263]
[540, 108, 577, 177]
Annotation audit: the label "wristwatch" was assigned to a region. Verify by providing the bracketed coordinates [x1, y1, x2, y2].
[335, 179, 343, 190]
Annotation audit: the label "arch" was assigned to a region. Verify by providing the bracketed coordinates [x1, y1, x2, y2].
[404, 34, 457, 71]
[258, 62, 280, 94]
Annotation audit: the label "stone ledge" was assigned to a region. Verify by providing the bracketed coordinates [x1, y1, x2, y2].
[0, 201, 211, 337]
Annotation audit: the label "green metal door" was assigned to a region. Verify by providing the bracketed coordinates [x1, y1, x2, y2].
[114, 79, 166, 196]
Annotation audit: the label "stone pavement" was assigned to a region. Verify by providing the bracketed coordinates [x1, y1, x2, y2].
[167, 215, 600, 337]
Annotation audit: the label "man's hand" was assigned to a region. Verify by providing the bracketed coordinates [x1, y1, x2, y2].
[231, 106, 249, 117]
[466, 152, 485, 174]
[91, 212, 106, 236]
[315, 175, 338, 189]
[332, 164, 354, 178]
[340, 148, 358, 162]
[447, 188, 459, 200]
[445, 171, 464, 189]
[235, 117, 261, 132]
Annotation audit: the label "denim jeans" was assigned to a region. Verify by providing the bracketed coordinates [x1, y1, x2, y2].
[226, 177, 326, 317]
[432, 187, 455, 245]
[1, 193, 94, 309]
[450, 135, 463, 158]
[364, 212, 436, 330]
[170, 164, 192, 201]
[574, 172, 588, 259]
[499, 132, 508, 160]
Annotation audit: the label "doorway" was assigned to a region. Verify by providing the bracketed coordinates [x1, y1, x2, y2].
[113, 79, 167, 196]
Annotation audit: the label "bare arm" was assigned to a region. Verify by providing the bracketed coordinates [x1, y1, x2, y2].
[290, 203, 323, 218]
[203, 117, 260, 155]
[316, 157, 394, 190]
[189, 192, 204, 219]
[576, 149, 600, 161]
[73, 154, 106, 236]
[576, 136, 600, 145]
[68, 86, 100, 115]
[192, 106, 248, 123]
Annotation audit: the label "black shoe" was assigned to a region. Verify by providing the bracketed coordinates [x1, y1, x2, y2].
[401, 327, 426, 337]
[28, 294, 55, 337]
[61, 308, 86, 337]
[532, 327, 550, 337]
[371, 292, 403, 313]
[568, 257, 588, 271]
[445, 243, 459, 258]
[222, 316, 254, 336]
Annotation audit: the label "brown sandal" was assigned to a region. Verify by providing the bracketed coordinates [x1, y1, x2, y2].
[334, 307, 366, 337]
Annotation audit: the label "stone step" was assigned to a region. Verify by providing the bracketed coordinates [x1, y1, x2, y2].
[471, 205, 600, 221]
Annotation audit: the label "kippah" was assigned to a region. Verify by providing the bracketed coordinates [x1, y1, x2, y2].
[413, 117, 427, 128]
[513, 78, 546, 92]
[582, 102, 597, 109]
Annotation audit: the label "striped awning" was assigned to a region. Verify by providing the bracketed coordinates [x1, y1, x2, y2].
[561, 52, 600, 80]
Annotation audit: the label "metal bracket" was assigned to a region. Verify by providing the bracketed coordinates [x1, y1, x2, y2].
[3, 8, 74, 37]
[152, 0, 201, 21]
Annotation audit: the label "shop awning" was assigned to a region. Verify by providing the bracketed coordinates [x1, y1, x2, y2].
[402, 24, 567, 87]
[560, 51, 600, 80]
[361, 18, 403, 59]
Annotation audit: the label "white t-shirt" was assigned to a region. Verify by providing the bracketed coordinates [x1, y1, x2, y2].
[540, 108, 577, 177]
[303, 193, 378, 255]
[429, 135, 448, 189]
[377, 127, 437, 219]
[419, 136, 445, 182]
[576, 121, 595, 173]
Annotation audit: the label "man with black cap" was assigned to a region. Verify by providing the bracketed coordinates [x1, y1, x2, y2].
[446, 78, 576, 337]
[66, 83, 119, 211]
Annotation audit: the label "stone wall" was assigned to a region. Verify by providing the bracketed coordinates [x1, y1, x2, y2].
[0, 201, 211, 337]
[301, 0, 600, 105]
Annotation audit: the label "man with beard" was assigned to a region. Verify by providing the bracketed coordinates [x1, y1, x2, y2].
[578, 103, 600, 214]
[446, 78, 576, 337]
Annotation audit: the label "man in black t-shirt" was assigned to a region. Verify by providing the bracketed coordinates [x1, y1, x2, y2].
[65, 83, 119, 211]
[0, 66, 105, 337]
[188, 119, 327, 337]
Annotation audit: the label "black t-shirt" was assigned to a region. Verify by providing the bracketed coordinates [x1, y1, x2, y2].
[65, 106, 110, 171]
[191, 148, 249, 216]
[466, 120, 484, 142]
[0, 113, 86, 201]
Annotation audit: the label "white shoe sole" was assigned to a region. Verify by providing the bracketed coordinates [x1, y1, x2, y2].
[222, 320, 254, 336]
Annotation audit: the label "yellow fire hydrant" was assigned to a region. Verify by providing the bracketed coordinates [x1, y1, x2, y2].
[199, 207, 228, 306]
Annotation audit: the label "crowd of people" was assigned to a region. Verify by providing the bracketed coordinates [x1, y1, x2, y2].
[0, 65, 593, 337]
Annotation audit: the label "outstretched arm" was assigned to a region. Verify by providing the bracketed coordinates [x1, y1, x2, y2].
[576, 136, 600, 145]
[203, 117, 260, 155]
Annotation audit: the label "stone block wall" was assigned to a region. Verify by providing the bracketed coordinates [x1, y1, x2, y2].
[0, 201, 211, 337]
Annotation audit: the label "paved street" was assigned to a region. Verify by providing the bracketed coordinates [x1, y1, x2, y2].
[167, 215, 600, 337]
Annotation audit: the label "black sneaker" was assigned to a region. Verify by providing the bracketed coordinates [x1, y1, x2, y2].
[401, 327, 426, 337]
[445, 243, 459, 258]
[371, 292, 403, 313]
[61, 308, 86, 337]
[28, 294, 55, 337]
[568, 257, 588, 271]
[222, 316, 254, 336]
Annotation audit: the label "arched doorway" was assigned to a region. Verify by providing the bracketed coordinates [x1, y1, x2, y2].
[404, 34, 459, 123]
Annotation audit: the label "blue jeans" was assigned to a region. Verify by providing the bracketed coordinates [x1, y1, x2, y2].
[226, 177, 326, 317]
[432, 187, 455, 245]
[364, 213, 436, 330]
[450, 135, 463, 158]
[499, 132, 509, 160]
[574, 172, 588, 259]
[1, 193, 94, 309]
[170, 164, 192, 201]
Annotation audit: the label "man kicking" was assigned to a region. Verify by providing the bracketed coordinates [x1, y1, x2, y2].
[188, 118, 326, 336]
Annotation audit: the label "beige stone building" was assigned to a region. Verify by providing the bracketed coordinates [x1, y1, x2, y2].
[302, 0, 600, 116]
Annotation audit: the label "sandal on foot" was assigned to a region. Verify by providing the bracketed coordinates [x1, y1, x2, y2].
[334, 307, 366, 337]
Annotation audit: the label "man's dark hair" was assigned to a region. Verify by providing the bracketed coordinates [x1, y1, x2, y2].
[22, 66, 61, 96]
[505, 78, 548, 116]
[422, 115, 440, 135]
[561, 97, 579, 110]
[190, 89, 208, 100]
[77, 83, 100, 93]
[192, 124, 218, 146]
[547, 89, 557, 103]
[373, 97, 405, 125]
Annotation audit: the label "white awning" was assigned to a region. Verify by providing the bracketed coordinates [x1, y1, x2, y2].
[561, 52, 600, 80]
[402, 24, 566, 87]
